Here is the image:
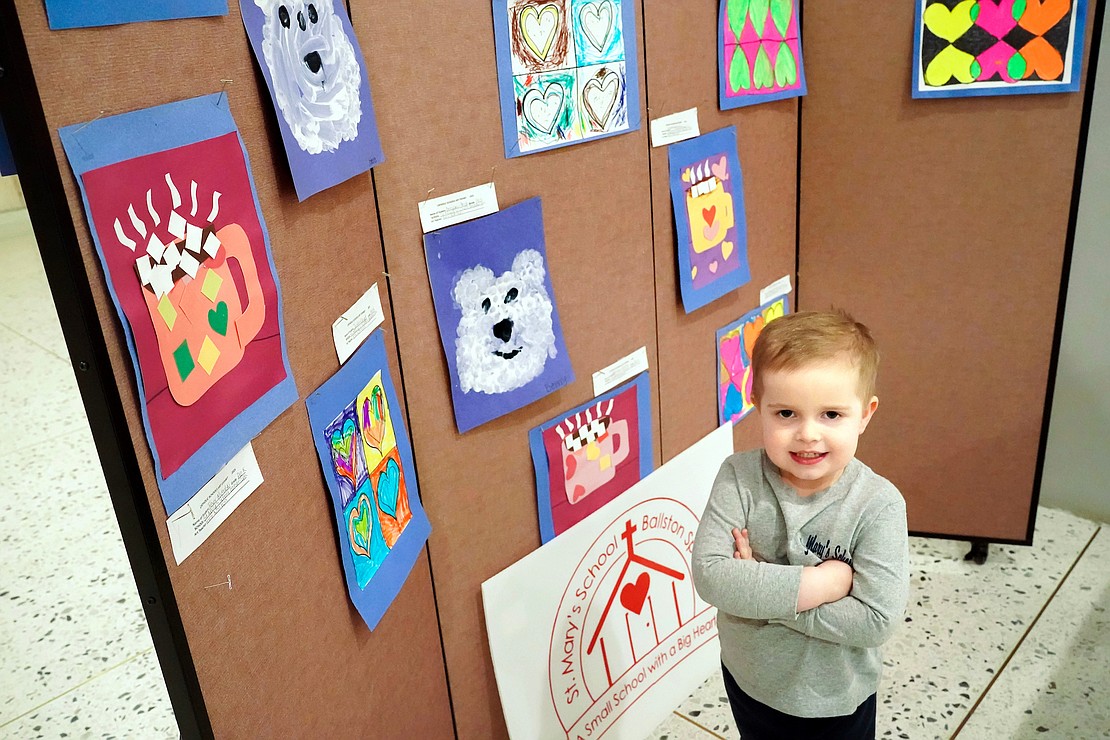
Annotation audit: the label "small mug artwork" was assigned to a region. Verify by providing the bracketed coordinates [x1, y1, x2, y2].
[683, 155, 740, 289]
[532, 374, 650, 543]
[113, 173, 267, 407]
[717, 297, 788, 425]
[325, 372, 413, 588]
[555, 398, 630, 504]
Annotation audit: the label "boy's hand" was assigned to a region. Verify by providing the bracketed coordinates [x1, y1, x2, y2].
[817, 559, 854, 602]
[732, 528, 754, 561]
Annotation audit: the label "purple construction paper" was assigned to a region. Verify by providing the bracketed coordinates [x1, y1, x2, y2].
[240, 0, 383, 201]
[424, 198, 574, 433]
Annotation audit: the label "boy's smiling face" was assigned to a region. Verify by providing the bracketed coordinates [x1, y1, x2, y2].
[756, 357, 879, 496]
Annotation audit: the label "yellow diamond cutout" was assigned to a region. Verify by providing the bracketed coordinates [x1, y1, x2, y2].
[599, 454, 612, 471]
[201, 269, 223, 302]
[156, 295, 177, 331]
[197, 336, 220, 374]
[586, 443, 601, 462]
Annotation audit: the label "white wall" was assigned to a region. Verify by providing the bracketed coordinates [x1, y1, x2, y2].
[1040, 15, 1110, 525]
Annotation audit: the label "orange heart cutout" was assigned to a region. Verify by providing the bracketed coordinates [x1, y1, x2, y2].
[743, 315, 766, 358]
[1020, 36, 1064, 80]
[1019, 0, 1071, 37]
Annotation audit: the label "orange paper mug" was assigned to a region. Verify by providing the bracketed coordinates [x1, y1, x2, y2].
[142, 223, 266, 406]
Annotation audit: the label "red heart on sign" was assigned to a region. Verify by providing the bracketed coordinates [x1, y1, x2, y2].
[619, 572, 650, 615]
[702, 206, 716, 225]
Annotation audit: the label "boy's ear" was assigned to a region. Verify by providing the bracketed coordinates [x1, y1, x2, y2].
[859, 396, 879, 433]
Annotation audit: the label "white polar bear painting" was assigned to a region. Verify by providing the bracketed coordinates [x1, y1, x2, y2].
[425, 198, 574, 433]
[240, 0, 384, 201]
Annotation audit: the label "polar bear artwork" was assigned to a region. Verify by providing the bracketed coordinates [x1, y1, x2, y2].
[452, 249, 558, 395]
[254, 0, 362, 155]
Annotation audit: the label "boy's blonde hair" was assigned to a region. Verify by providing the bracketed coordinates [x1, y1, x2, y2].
[751, 310, 879, 403]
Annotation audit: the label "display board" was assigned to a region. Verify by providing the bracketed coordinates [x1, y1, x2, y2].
[798, 1, 1097, 542]
[5, 1, 452, 736]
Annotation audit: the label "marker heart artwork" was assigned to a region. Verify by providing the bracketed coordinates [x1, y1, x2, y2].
[348, 493, 374, 560]
[580, 0, 614, 51]
[376, 457, 401, 519]
[523, 83, 566, 133]
[520, 3, 561, 61]
[582, 70, 620, 129]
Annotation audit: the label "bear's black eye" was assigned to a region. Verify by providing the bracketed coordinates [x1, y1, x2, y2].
[278, 5, 290, 27]
[308, 3, 318, 23]
[481, 298, 492, 313]
[504, 288, 519, 304]
[297, 10, 307, 30]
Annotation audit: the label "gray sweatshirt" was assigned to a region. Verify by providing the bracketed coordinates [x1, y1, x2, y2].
[692, 449, 909, 718]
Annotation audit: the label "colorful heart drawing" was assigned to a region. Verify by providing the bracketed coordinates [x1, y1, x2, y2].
[726, 0, 751, 38]
[769, 0, 793, 38]
[348, 493, 373, 561]
[522, 83, 566, 133]
[582, 70, 620, 129]
[976, 40, 1021, 81]
[749, 0, 770, 33]
[925, 44, 980, 86]
[1018, 0, 1070, 36]
[580, 0, 614, 52]
[1020, 35, 1064, 80]
[753, 44, 774, 89]
[702, 205, 717, 225]
[923, 0, 977, 42]
[376, 457, 402, 519]
[742, 315, 766, 359]
[330, 418, 359, 488]
[729, 45, 752, 92]
[520, 3, 561, 61]
[208, 301, 229, 336]
[619, 572, 651, 614]
[975, 0, 1020, 39]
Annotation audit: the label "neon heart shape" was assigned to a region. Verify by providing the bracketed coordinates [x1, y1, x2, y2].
[975, 0, 1020, 39]
[522, 83, 565, 134]
[702, 205, 717, 226]
[348, 493, 373, 560]
[619, 572, 650, 614]
[376, 457, 401, 519]
[729, 45, 752, 92]
[582, 70, 620, 129]
[976, 40, 1022, 81]
[774, 41, 798, 87]
[742, 316, 766, 360]
[749, 0, 770, 33]
[520, 3, 561, 61]
[330, 419, 359, 488]
[923, 0, 976, 42]
[1019, 35, 1064, 80]
[580, 0, 614, 52]
[753, 44, 774, 89]
[924, 44, 980, 86]
[1018, 0, 1070, 36]
[720, 334, 743, 378]
[726, 0, 750, 38]
[769, 0, 793, 37]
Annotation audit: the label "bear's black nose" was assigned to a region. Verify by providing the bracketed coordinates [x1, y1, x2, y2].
[493, 318, 514, 344]
[304, 51, 323, 75]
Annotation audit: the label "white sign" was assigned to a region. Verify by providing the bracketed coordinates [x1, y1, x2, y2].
[592, 347, 649, 397]
[418, 182, 499, 233]
[649, 108, 700, 147]
[759, 274, 793, 307]
[332, 283, 385, 364]
[167, 444, 264, 565]
[483, 425, 733, 739]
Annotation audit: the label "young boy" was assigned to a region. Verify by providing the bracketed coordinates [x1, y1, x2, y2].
[692, 310, 909, 739]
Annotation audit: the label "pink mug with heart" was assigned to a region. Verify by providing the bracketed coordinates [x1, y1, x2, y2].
[562, 417, 630, 504]
[142, 223, 266, 406]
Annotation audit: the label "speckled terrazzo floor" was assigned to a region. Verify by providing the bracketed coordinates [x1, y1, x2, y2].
[1, 205, 1107, 739]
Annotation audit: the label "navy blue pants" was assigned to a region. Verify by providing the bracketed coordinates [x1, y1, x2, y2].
[721, 664, 877, 739]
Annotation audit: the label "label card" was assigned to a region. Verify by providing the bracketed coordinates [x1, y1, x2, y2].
[333, 283, 385, 364]
[593, 346, 650, 397]
[650, 108, 700, 147]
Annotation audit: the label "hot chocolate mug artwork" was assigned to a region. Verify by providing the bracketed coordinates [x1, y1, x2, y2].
[62, 98, 297, 516]
[555, 399, 631, 505]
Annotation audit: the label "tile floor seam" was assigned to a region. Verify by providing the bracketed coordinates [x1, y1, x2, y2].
[949, 526, 1103, 738]
[670, 710, 728, 739]
[0, 647, 157, 731]
[0, 320, 70, 363]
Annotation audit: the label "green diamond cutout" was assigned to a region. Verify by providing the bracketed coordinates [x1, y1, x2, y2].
[173, 340, 195, 382]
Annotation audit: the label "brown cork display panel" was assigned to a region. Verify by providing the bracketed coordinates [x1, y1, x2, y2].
[10, 0, 452, 735]
[798, 2, 1095, 541]
[642, 0, 799, 462]
[350, 2, 659, 737]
